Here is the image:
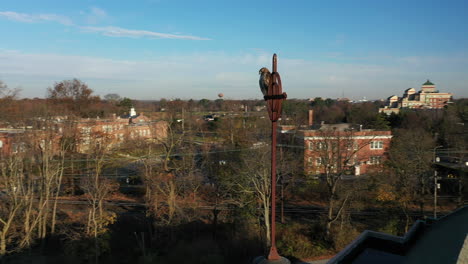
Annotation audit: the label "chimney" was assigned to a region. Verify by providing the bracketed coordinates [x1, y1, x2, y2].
[308, 110, 314, 126]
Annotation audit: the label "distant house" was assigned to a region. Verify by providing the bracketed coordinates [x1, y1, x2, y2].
[327, 206, 468, 264]
[380, 80, 453, 115]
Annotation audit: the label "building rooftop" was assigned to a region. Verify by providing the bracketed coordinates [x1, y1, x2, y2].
[327, 206, 468, 264]
[423, 80, 435, 86]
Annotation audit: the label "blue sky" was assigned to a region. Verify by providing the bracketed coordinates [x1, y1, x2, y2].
[1, 0, 467, 100]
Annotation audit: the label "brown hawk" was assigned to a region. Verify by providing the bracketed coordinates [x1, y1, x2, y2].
[258, 67, 271, 96]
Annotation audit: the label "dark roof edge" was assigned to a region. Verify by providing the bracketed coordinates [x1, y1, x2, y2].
[430, 205, 468, 224]
[327, 220, 426, 264]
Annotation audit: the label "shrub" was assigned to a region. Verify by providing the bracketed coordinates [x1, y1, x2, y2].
[330, 223, 361, 250]
[277, 223, 327, 259]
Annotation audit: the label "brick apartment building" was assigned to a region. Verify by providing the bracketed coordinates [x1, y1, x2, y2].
[280, 111, 392, 176]
[0, 108, 168, 155]
[74, 113, 167, 152]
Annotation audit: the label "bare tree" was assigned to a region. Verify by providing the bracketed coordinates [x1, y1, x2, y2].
[81, 132, 117, 263]
[103, 93, 121, 103]
[241, 149, 273, 246]
[47, 79, 100, 117]
[387, 128, 435, 218]
[0, 80, 21, 124]
[307, 127, 376, 241]
[0, 154, 27, 257]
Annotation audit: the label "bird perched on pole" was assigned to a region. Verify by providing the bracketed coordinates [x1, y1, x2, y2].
[259, 67, 271, 97]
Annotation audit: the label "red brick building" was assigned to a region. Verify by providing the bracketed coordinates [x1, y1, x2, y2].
[74, 115, 167, 153]
[0, 110, 168, 155]
[281, 122, 392, 176]
[0, 128, 62, 156]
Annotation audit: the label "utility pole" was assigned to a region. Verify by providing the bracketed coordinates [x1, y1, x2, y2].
[181, 108, 185, 132]
[434, 170, 438, 218]
[433, 146, 443, 218]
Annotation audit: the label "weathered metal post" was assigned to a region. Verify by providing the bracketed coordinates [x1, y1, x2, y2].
[253, 54, 289, 264]
[433, 146, 443, 219]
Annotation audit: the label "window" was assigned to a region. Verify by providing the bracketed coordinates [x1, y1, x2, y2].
[316, 142, 326, 150]
[347, 141, 358, 151]
[0, 140, 3, 148]
[308, 141, 314, 150]
[369, 156, 382, 165]
[331, 142, 338, 151]
[103, 125, 113, 133]
[316, 157, 323, 166]
[307, 157, 323, 166]
[370, 141, 383, 149]
[81, 127, 91, 135]
[82, 137, 90, 145]
[12, 143, 26, 153]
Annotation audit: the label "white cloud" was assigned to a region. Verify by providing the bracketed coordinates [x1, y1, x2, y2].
[91, 7, 107, 18]
[0, 50, 467, 100]
[0, 11, 35, 23]
[80, 26, 211, 40]
[85, 7, 109, 24]
[0, 11, 73, 25]
[0, 10, 208, 41]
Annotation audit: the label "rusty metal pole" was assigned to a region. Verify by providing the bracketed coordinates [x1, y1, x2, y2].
[268, 119, 280, 260]
[267, 54, 281, 261]
[255, 54, 288, 264]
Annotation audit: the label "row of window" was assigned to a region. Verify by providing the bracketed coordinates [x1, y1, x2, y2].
[102, 124, 125, 133]
[307, 156, 382, 166]
[81, 126, 151, 137]
[130, 129, 151, 137]
[81, 124, 127, 134]
[308, 140, 384, 150]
